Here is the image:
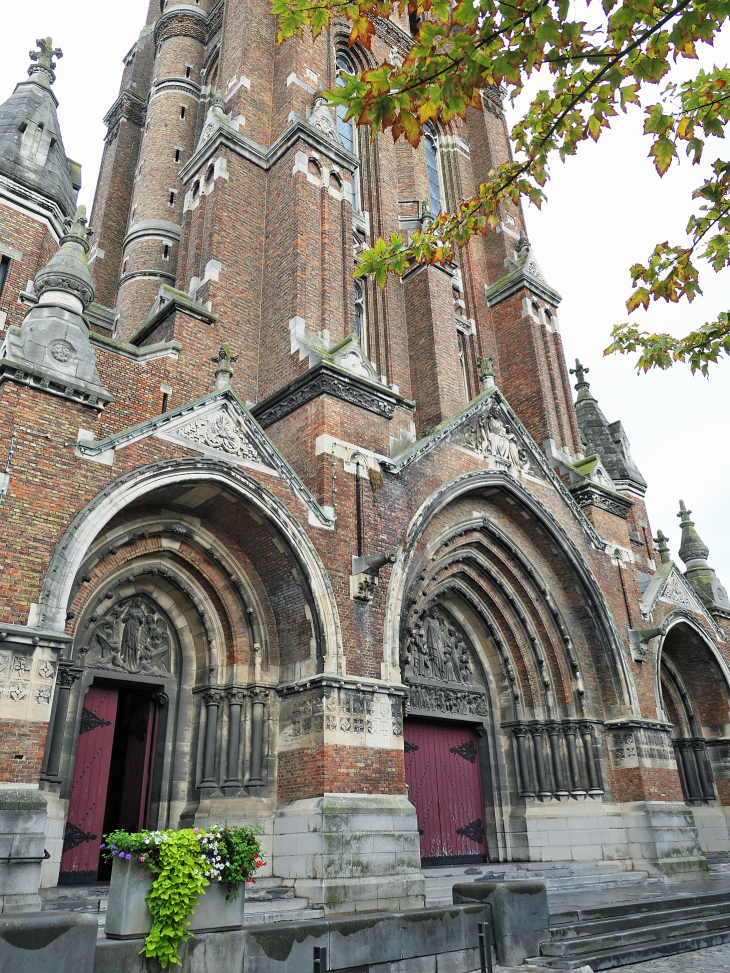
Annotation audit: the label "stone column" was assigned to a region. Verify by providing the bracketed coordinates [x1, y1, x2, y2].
[42, 666, 80, 782]
[564, 724, 586, 796]
[547, 723, 569, 797]
[247, 689, 268, 790]
[580, 723, 604, 796]
[531, 727, 553, 798]
[200, 689, 223, 790]
[693, 741, 715, 801]
[223, 689, 246, 794]
[513, 727, 535, 798]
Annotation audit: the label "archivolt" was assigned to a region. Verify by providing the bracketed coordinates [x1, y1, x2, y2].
[38, 458, 343, 673]
[384, 469, 640, 715]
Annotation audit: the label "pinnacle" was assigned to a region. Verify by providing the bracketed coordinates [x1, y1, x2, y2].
[677, 498, 710, 566]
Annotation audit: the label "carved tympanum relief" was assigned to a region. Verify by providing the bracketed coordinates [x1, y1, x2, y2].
[401, 609, 488, 717]
[78, 595, 173, 675]
[402, 609, 474, 684]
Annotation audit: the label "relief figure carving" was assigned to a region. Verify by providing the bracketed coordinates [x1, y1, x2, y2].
[81, 596, 172, 675]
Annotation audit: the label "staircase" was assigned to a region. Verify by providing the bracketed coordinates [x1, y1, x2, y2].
[527, 882, 730, 969]
[39, 877, 322, 934]
[424, 859, 655, 908]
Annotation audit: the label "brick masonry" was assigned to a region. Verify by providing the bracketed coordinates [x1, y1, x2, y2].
[0, 3, 728, 899]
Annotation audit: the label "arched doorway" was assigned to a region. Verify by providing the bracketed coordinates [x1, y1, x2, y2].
[39, 458, 342, 887]
[659, 620, 730, 805]
[390, 472, 628, 865]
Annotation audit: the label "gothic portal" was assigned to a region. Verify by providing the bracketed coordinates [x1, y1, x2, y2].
[1, 8, 730, 916]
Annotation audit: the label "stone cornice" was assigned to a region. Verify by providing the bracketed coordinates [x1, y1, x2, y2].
[569, 481, 634, 520]
[486, 267, 563, 308]
[91, 332, 182, 363]
[179, 115, 359, 184]
[252, 362, 410, 428]
[104, 89, 147, 132]
[123, 219, 182, 250]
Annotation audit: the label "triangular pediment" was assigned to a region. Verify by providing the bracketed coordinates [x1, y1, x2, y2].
[640, 561, 726, 639]
[385, 388, 606, 550]
[159, 399, 277, 474]
[75, 390, 333, 528]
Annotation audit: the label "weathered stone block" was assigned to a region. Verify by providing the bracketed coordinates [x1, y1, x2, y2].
[452, 880, 549, 967]
[0, 911, 97, 973]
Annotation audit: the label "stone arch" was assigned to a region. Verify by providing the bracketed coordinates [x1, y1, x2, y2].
[657, 615, 730, 805]
[37, 457, 343, 675]
[385, 469, 639, 716]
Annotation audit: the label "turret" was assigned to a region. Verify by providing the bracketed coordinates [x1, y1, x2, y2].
[677, 500, 730, 611]
[0, 39, 80, 219]
[0, 206, 112, 409]
[572, 359, 647, 498]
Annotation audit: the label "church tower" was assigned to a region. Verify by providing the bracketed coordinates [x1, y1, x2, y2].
[1, 7, 730, 921]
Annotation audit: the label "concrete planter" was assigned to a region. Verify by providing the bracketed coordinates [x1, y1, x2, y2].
[105, 859, 245, 940]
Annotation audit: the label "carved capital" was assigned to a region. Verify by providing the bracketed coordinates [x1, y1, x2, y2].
[227, 688, 248, 706]
[56, 666, 80, 689]
[202, 688, 224, 707]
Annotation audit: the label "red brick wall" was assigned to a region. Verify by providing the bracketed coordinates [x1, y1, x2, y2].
[277, 745, 406, 801]
[0, 721, 47, 783]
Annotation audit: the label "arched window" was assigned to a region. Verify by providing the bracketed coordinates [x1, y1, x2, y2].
[354, 277, 368, 354]
[336, 53, 361, 209]
[424, 122, 444, 215]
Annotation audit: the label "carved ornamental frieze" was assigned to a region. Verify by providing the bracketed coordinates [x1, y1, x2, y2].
[401, 609, 488, 718]
[78, 595, 173, 675]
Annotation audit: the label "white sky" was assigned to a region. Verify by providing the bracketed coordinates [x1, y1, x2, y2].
[2, 2, 729, 583]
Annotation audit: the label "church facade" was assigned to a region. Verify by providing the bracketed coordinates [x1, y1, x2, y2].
[1, 1, 730, 915]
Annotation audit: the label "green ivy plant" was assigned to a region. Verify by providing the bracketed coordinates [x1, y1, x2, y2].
[102, 825, 265, 968]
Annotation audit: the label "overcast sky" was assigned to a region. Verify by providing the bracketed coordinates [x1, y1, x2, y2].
[2, 2, 729, 583]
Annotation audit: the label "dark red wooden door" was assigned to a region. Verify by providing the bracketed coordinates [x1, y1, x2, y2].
[117, 696, 158, 834]
[59, 686, 118, 884]
[404, 719, 487, 865]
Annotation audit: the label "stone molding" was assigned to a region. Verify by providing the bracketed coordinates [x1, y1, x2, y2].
[103, 90, 146, 134]
[570, 481, 634, 519]
[179, 113, 359, 186]
[123, 219, 182, 250]
[252, 362, 407, 427]
[154, 6, 208, 45]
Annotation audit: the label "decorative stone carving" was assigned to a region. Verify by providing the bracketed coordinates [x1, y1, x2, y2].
[458, 408, 533, 474]
[661, 570, 704, 612]
[308, 93, 343, 146]
[80, 595, 173, 675]
[401, 609, 473, 684]
[388, 46, 404, 69]
[408, 684, 488, 717]
[176, 408, 265, 465]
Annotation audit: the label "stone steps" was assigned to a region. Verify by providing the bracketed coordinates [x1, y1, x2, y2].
[39, 877, 322, 929]
[527, 884, 730, 969]
[423, 860, 653, 908]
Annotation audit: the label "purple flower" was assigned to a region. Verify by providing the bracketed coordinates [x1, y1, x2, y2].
[125, 854, 132, 860]
[100, 844, 106, 850]
[119, 851, 125, 858]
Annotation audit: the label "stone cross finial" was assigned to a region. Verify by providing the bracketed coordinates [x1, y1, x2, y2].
[517, 229, 530, 253]
[570, 358, 589, 388]
[28, 38, 63, 84]
[654, 530, 671, 565]
[212, 343, 238, 391]
[476, 354, 495, 391]
[677, 499, 692, 526]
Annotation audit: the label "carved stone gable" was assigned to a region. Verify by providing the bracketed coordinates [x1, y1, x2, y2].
[659, 567, 706, 615]
[162, 402, 277, 473]
[455, 399, 537, 477]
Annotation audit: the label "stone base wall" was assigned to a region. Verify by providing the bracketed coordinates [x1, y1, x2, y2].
[95, 905, 490, 973]
[0, 785, 48, 913]
[274, 794, 425, 914]
[522, 799, 711, 878]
